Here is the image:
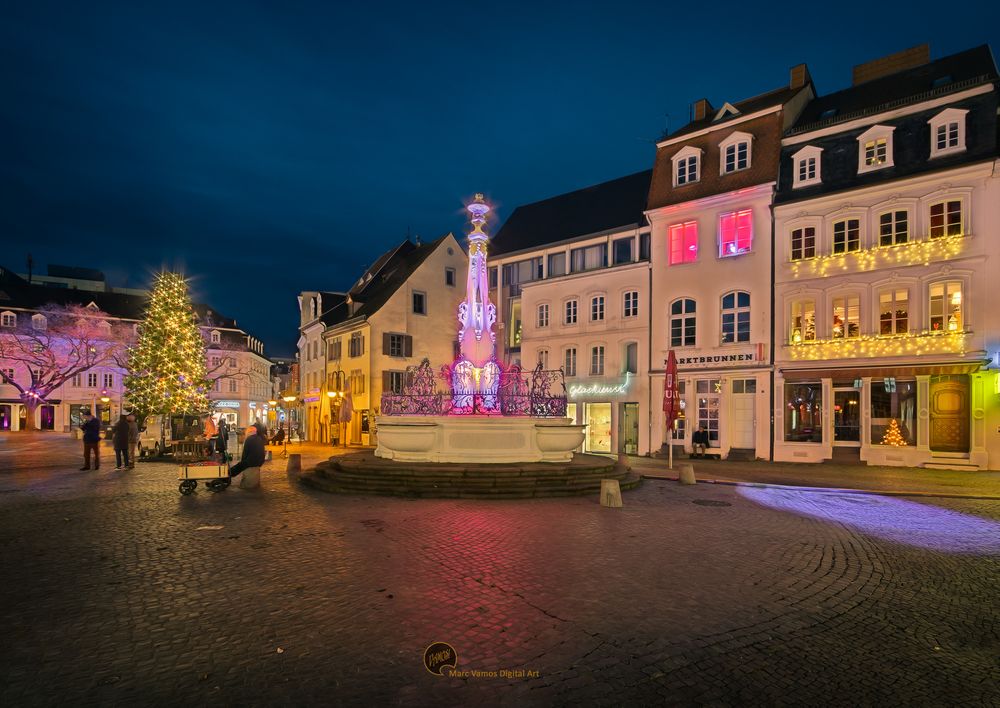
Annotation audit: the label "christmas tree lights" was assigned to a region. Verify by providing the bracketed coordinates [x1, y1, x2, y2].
[880, 418, 907, 446]
[124, 272, 211, 418]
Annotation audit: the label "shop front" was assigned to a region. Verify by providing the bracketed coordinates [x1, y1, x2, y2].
[214, 400, 241, 427]
[566, 374, 645, 455]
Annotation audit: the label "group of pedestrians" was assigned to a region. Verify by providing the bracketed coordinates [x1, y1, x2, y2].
[79, 412, 138, 471]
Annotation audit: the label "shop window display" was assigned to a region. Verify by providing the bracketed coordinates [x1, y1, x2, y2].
[784, 383, 822, 442]
[870, 380, 916, 445]
[585, 402, 612, 453]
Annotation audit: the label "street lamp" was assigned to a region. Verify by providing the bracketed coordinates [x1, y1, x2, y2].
[326, 390, 341, 446]
[282, 394, 297, 456]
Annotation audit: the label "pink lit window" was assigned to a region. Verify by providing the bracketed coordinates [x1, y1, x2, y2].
[719, 209, 753, 257]
[668, 221, 698, 265]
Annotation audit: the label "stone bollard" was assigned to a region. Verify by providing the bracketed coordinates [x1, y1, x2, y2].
[239, 466, 261, 489]
[600, 479, 623, 508]
[286, 453, 302, 474]
[678, 463, 697, 485]
[265, 449, 273, 461]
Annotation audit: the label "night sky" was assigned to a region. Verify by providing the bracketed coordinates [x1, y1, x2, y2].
[3, 1, 998, 356]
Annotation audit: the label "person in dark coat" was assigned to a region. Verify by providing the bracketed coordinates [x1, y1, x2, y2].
[112, 416, 130, 469]
[229, 426, 266, 478]
[691, 426, 710, 458]
[254, 420, 268, 442]
[126, 415, 139, 469]
[216, 417, 229, 461]
[80, 412, 102, 470]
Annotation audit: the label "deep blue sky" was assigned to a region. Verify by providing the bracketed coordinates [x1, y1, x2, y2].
[3, 1, 998, 356]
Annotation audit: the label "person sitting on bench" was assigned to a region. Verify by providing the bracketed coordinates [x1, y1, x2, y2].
[691, 426, 710, 458]
[269, 428, 285, 445]
[229, 426, 266, 478]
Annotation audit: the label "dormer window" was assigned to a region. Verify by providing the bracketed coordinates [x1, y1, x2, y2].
[672, 146, 702, 186]
[928, 107, 968, 158]
[210, 330, 221, 344]
[31, 314, 46, 330]
[719, 131, 752, 174]
[0, 311, 15, 328]
[791, 145, 823, 188]
[857, 125, 895, 173]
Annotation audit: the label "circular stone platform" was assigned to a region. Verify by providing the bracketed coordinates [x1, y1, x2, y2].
[299, 450, 642, 499]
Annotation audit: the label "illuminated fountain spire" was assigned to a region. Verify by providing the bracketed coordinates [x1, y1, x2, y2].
[452, 194, 501, 412]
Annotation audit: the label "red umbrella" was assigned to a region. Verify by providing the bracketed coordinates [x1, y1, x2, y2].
[662, 350, 679, 426]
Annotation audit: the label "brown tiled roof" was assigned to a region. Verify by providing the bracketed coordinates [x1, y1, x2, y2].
[662, 86, 803, 140]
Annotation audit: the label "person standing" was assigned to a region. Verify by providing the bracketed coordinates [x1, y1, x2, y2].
[80, 412, 101, 470]
[216, 417, 229, 462]
[229, 425, 266, 478]
[126, 414, 139, 469]
[112, 416, 130, 470]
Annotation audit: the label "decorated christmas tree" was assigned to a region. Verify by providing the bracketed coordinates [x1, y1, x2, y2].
[124, 272, 211, 419]
[881, 418, 906, 447]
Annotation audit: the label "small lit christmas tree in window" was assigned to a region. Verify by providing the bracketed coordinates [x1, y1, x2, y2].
[881, 418, 906, 447]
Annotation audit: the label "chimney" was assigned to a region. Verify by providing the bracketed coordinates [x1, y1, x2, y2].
[852, 44, 929, 86]
[692, 98, 713, 121]
[789, 63, 811, 90]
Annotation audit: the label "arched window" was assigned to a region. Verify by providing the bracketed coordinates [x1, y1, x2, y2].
[669, 299, 696, 347]
[721, 291, 750, 343]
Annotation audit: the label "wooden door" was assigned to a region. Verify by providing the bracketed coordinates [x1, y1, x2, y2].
[929, 375, 969, 452]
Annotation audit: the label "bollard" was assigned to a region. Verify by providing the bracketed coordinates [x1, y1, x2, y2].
[678, 463, 696, 485]
[600, 479, 623, 508]
[265, 449, 273, 461]
[239, 466, 261, 489]
[286, 453, 301, 474]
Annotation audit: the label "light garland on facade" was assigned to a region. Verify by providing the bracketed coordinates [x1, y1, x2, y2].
[789, 233, 967, 279]
[787, 330, 968, 360]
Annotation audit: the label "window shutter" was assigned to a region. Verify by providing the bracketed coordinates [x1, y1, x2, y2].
[404, 335, 413, 357]
[383, 332, 390, 354]
[382, 371, 391, 392]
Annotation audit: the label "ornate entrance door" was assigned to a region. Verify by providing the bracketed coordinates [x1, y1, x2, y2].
[929, 375, 969, 452]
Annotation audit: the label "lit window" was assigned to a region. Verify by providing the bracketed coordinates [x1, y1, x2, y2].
[537, 303, 549, 328]
[564, 348, 577, 377]
[590, 296, 605, 322]
[590, 346, 605, 376]
[929, 201, 962, 238]
[668, 221, 698, 264]
[857, 125, 895, 172]
[721, 291, 750, 344]
[832, 219, 860, 254]
[831, 295, 860, 339]
[864, 138, 887, 166]
[669, 298, 696, 347]
[623, 291, 639, 318]
[1, 312, 15, 328]
[789, 300, 815, 343]
[879, 211, 908, 246]
[210, 330, 220, 344]
[564, 300, 578, 325]
[929, 282, 963, 332]
[879, 289, 908, 335]
[790, 227, 816, 261]
[718, 209, 752, 257]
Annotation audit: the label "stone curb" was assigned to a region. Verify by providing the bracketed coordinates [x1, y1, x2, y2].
[640, 472, 1000, 501]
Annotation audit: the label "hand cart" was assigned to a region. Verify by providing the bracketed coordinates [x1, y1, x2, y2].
[174, 440, 230, 495]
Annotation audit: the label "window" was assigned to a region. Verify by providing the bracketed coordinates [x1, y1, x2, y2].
[211, 356, 221, 367]
[613, 237, 634, 264]
[880, 289, 908, 335]
[350, 369, 365, 394]
[229, 379, 238, 393]
[329, 339, 342, 360]
[831, 295, 860, 339]
[229, 357, 236, 368]
[857, 125, 895, 172]
[537, 303, 549, 328]
[623, 291, 639, 318]
[564, 300, 578, 325]
[790, 300, 815, 343]
[719, 131, 752, 175]
[349, 332, 364, 357]
[537, 349, 549, 369]
[31, 314, 46, 330]
[70, 373, 80, 387]
[564, 348, 577, 377]
[790, 227, 816, 261]
[832, 219, 860, 254]
[1, 312, 15, 328]
[639, 233, 650, 261]
[508, 300, 522, 348]
[929, 281, 963, 332]
[928, 108, 968, 157]
[675, 153, 699, 185]
[570, 244, 607, 272]
[387, 334, 405, 357]
[668, 221, 698, 264]
[718, 209, 752, 257]
[929, 200, 962, 238]
[590, 346, 605, 375]
[784, 383, 823, 442]
[412, 291, 426, 314]
[792, 145, 823, 188]
[445, 268, 456, 286]
[210, 330, 220, 344]
[669, 298, 696, 347]
[590, 296, 605, 322]
[879, 211, 908, 246]
[312, 341, 318, 360]
[696, 379, 720, 445]
[871, 379, 916, 445]
[624, 342, 638, 374]
[547, 252, 566, 277]
[721, 291, 750, 344]
[503, 258, 543, 285]
[87, 373, 98, 388]
[103, 373, 113, 388]
[386, 371, 406, 394]
[489, 267, 498, 288]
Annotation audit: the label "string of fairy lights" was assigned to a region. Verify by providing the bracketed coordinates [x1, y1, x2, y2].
[787, 329, 968, 360]
[123, 272, 211, 416]
[788, 232, 967, 279]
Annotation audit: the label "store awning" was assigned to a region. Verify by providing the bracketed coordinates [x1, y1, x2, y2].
[779, 360, 987, 382]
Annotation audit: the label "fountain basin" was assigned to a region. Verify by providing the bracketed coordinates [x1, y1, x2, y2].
[375, 415, 585, 463]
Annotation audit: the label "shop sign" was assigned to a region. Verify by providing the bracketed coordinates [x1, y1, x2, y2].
[215, 400, 240, 409]
[249, 402, 256, 408]
[568, 373, 632, 399]
[676, 343, 766, 368]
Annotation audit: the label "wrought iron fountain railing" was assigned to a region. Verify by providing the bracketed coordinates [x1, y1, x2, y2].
[380, 359, 568, 417]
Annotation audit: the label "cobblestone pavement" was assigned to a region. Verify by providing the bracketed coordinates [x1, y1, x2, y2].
[0, 435, 999, 706]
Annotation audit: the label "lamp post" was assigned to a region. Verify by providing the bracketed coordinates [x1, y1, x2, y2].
[268, 399, 277, 441]
[326, 390, 341, 446]
[282, 394, 297, 457]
